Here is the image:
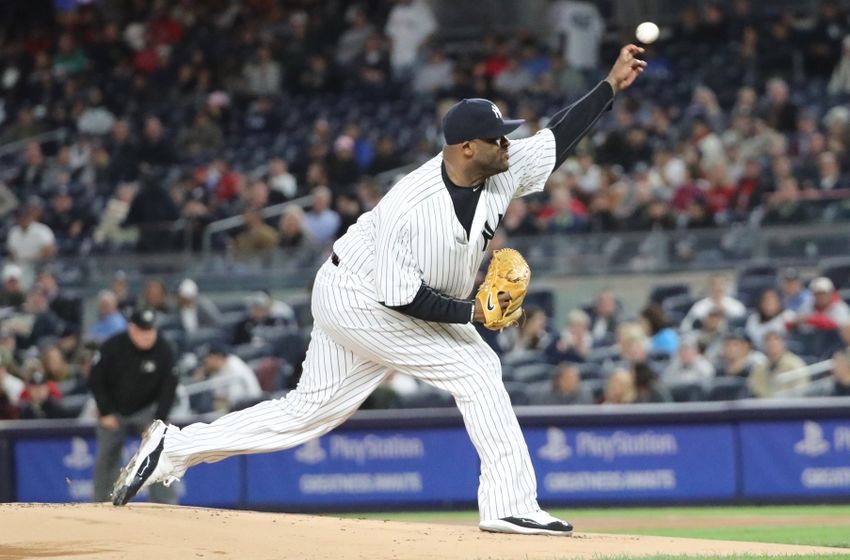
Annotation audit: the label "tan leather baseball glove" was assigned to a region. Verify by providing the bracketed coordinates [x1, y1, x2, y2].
[475, 248, 530, 331]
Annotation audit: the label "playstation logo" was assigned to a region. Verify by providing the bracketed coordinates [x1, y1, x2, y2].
[794, 421, 830, 457]
[295, 439, 327, 464]
[538, 427, 572, 462]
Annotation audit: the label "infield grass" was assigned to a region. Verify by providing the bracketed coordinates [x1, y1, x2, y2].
[335, 505, 850, 559]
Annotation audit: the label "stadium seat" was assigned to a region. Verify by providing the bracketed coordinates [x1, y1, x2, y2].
[649, 283, 690, 306]
[706, 376, 750, 401]
[523, 289, 555, 318]
[662, 294, 696, 324]
[512, 363, 553, 383]
[503, 381, 530, 405]
[821, 258, 850, 290]
[184, 327, 225, 352]
[667, 381, 707, 402]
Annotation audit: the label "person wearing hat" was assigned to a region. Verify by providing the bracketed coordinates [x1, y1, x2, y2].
[18, 360, 64, 419]
[748, 330, 807, 398]
[779, 267, 813, 313]
[797, 277, 850, 331]
[176, 278, 222, 335]
[89, 307, 177, 503]
[0, 264, 25, 309]
[111, 45, 647, 536]
[716, 329, 766, 379]
[193, 341, 262, 413]
[231, 290, 295, 346]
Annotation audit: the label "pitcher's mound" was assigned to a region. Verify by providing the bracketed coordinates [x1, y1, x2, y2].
[1, 503, 847, 560]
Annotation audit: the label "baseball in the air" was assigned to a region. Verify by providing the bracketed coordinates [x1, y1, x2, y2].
[636, 21, 660, 44]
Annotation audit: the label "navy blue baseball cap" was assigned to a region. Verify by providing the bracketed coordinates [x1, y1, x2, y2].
[442, 99, 524, 145]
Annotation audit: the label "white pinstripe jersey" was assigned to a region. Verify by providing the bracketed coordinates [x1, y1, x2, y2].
[333, 128, 556, 305]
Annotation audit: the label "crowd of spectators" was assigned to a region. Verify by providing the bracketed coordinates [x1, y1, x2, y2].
[1, 1, 850, 418]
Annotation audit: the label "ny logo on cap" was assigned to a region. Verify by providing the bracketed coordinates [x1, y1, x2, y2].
[490, 103, 502, 120]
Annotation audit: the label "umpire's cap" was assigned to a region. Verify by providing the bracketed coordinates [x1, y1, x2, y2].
[129, 307, 157, 330]
[442, 99, 524, 144]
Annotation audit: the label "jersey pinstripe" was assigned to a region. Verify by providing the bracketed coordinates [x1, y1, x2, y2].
[156, 127, 558, 522]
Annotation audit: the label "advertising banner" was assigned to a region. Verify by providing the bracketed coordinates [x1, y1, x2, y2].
[246, 428, 479, 506]
[15, 437, 241, 506]
[527, 424, 737, 502]
[740, 420, 850, 497]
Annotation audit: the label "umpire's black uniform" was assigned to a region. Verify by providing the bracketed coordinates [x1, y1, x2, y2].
[89, 308, 178, 502]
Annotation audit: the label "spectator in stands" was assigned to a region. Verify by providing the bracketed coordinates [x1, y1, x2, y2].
[304, 186, 341, 245]
[242, 45, 281, 98]
[797, 277, 850, 331]
[278, 206, 312, 249]
[87, 290, 128, 344]
[12, 142, 47, 195]
[499, 307, 551, 356]
[759, 78, 798, 134]
[140, 279, 172, 314]
[828, 35, 850, 95]
[681, 274, 746, 331]
[827, 349, 850, 396]
[193, 341, 263, 412]
[633, 362, 672, 403]
[231, 208, 279, 259]
[748, 330, 808, 398]
[384, 0, 437, 79]
[6, 289, 63, 351]
[745, 289, 795, 350]
[586, 291, 621, 343]
[176, 279, 222, 335]
[536, 363, 591, 405]
[549, 309, 593, 363]
[602, 368, 636, 405]
[177, 111, 224, 159]
[327, 136, 361, 193]
[266, 158, 299, 202]
[41, 343, 75, 382]
[0, 264, 26, 309]
[0, 359, 25, 407]
[816, 151, 848, 191]
[780, 268, 813, 313]
[715, 330, 765, 378]
[111, 271, 135, 317]
[137, 116, 174, 168]
[232, 291, 294, 346]
[640, 304, 679, 357]
[18, 368, 64, 420]
[549, 0, 605, 72]
[36, 269, 79, 326]
[351, 33, 391, 91]
[92, 182, 137, 248]
[0, 329, 20, 375]
[90, 308, 177, 503]
[413, 47, 454, 94]
[664, 334, 715, 386]
[335, 191, 363, 239]
[6, 202, 56, 289]
[1, 107, 43, 145]
[336, 6, 375, 67]
[123, 178, 181, 252]
[43, 185, 93, 254]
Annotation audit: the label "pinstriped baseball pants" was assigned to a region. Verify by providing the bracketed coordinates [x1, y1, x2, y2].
[164, 260, 539, 520]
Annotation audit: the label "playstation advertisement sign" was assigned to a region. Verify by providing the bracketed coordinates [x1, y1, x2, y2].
[527, 425, 738, 502]
[740, 420, 850, 497]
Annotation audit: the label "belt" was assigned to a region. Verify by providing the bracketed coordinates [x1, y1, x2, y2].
[331, 252, 340, 266]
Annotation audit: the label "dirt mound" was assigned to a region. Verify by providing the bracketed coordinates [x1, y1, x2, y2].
[1, 503, 847, 560]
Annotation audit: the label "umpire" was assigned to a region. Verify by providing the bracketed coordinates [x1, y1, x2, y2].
[90, 307, 178, 503]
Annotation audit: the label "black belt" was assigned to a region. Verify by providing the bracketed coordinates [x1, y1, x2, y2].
[331, 252, 340, 266]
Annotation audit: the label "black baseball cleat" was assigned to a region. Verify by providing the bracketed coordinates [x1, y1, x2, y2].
[479, 509, 574, 536]
[111, 420, 177, 506]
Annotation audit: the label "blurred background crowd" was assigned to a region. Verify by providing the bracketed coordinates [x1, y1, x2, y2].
[1, 0, 849, 420]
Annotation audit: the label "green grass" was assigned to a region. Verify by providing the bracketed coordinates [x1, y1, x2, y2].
[333, 504, 850, 557]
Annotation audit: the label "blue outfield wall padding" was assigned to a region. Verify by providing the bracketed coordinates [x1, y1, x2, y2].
[4, 400, 850, 508]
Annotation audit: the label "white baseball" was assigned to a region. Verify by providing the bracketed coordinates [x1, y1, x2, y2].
[636, 21, 659, 44]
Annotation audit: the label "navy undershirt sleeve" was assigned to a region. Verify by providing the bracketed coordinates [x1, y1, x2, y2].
[547, 80, 615, 171]
[386, 282, 474, 323]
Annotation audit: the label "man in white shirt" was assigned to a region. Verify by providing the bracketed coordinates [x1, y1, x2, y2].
[198, 342, 263, 411]
[550, 0, 605, 71]
[6, 204, 55, 289]
[681, 274, 746, 331]
[384, 0, 437, 78]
